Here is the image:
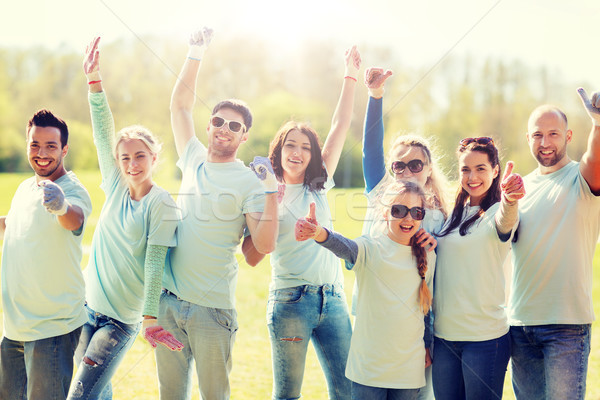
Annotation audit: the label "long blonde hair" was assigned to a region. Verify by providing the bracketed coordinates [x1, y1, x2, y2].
[388, 134, 449, 218]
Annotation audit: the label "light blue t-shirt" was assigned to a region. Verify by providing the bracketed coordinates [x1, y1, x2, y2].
[348, 234, 435, 389]
[164, 137, 265, 309]
[85, 167, 178, 324]
[269, 176, 343, 291]
[510, 161, 600, 325]
[434, 202, 515, 341]
[1, 173, 92, 341]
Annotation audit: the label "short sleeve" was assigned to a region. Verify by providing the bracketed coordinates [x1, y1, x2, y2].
[147, 190, 179, 247]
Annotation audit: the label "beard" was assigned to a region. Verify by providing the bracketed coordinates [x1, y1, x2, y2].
[534, 145, 567, 167]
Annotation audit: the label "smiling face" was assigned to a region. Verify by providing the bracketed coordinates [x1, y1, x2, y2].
[206, 107, 248, 161]
[117, 138, 156, 190]
[459, 150, 499, 206]
[390, 144, 431, 187]
[527, 109, 572, 174]
[27, 125, 68, 182]
[280, 129, 312, 184]
[385, 192, 423, 245]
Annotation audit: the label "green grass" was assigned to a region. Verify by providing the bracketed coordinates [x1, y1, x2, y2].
[1, 171, 600, 399]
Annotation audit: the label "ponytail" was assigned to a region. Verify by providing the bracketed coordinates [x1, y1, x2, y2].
[410, 235, 431, 314]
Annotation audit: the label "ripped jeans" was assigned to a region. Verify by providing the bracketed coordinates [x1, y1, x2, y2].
[67, 305, 141, 400]
[267, 284, 352, 400]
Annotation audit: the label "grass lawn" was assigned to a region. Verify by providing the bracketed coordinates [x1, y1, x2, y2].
[1, 170, 599, 399]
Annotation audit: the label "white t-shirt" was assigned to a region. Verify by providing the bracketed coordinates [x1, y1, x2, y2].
[510, 161, 600, 325]
[348, 234, 435, 389]
[434, 202, 516, 341]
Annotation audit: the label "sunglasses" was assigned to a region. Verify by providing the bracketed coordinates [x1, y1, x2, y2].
[460, 137, 494, 148]
[210, 116, 246, 133]
[390, 204, 426, 220]
[391, 159, 424, 175]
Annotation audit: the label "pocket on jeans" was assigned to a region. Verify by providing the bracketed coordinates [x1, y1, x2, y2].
[272, 286, 304, 304]
[210, 308, 239, 332]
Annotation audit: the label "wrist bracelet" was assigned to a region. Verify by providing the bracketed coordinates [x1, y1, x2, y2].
[344, 76, 357, 82]
[88, 80, 102, 85]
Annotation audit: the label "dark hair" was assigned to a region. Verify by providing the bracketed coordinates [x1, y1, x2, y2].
[268, 121, 327, 191]
[437, 141, 501, 237]
[212, 99, 253, 131]
[26, 109, 69, 148]
[381, 180, 431, 314]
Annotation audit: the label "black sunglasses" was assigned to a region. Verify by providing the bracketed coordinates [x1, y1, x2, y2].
[460, 137, 494, 148]
[390, 159, 424, 175]
[210, 116, 246, 133]
[390, 204, 426, 220]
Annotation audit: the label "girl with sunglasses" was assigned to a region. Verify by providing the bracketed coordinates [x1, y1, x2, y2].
[242, 46, 361, 399]
[352, 67, 450, 399]
[432, 137, 525, 400]
[295, 180, 434, 400]
[68, 38, 183, 400]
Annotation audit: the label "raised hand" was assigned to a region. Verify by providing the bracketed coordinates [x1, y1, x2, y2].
[39, 180, 69, 216]
[295, 203, 322, 241]
[249, 156, 278, 193]
[188, 27, 214, 61]
[83, 37, 101, 83]
[501, 161, 525, 203]
[364, 67, 393, 99]
[578, 87, 600, 127]
[142, 318, 184, 351]
[414, 228, 437, 252]
[344, 45, 362, 80]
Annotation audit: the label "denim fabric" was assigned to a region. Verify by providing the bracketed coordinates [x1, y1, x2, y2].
[156, 291, 238, 400]
[267, 284, 352, 400]
[416, 365, 433, 400]
[510, 324, 591, 400]
[351, 381, 420, 400]
[432, 333, 510, 400]
[67, 305, 141, 400]
[0, 327, 81, 400]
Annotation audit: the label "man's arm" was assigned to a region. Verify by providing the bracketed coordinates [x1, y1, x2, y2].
[0, 216, 6, 240]
[56, 204, 85, 232]
[171, 28, 213, 157]
[245, 193, 278, 255]
[241, 235, 267, 267]
[578, 88, 600, 195]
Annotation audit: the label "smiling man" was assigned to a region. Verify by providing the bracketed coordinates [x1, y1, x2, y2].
[509, 89, 600, 400]
[0, 110, 92, 400]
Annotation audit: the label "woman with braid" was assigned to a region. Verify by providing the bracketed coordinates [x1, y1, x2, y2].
[296, 180, 435, 400]
[67, 37, 183, 400]
[432, 138, 524, 400]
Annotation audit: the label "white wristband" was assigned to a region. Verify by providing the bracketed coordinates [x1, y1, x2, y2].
[49, 201, 69, 216]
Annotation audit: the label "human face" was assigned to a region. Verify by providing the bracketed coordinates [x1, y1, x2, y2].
[27, 125, 68, 182]
[526, 110, 572, 174]
[386, 192, 423, 245]
[117, 138, 156, 191]
[281, 129, 312, 184]
[459, 150, 499, 206]
[391, 145, 431, 187]
[206, 108, 248, 161]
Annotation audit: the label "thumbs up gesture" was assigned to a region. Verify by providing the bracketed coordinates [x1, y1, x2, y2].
[578, 87, 600, 127]
[364, 67, 393, 99]
[295, 203, 324, 241]
[500, 161, 525, 203]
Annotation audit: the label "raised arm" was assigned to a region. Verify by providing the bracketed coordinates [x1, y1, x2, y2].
[171, 28, 213, 157]
[83, 37, 116, 177]
[363, 67, 393, 193]
[321, 46, 361, 175]
[577, 88, 600, 195]
[495, 161, 525, 238]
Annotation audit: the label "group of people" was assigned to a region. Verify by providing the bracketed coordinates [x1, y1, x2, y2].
[0, 26, 599, 400]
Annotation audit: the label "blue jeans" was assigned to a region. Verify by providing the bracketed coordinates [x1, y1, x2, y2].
[67, 305, 141, 400]
[0, 327, 81, 400]
[351, 381, 419, 400]
[156, 290, 238, 400]
[432, 333, 510, 400]
[268, 284, 352, 400]
[510, 324, 591, 400]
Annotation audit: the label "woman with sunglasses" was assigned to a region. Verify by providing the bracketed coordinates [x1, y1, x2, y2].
[242, 45, 361, 399]
[67, 38, 183, 400]
[295, 180, 434, 400]
[352, 67, 449, 399]
[431, 137, 525, 400]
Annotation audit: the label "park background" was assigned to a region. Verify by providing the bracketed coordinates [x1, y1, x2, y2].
[1, 0, 600, 398]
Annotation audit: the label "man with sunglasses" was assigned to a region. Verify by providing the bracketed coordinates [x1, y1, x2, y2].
[509, 88, 600, 400]
[156, 28, 278, 400]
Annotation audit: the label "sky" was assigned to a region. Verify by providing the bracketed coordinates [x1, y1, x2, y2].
[2, 0, 599, 89]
